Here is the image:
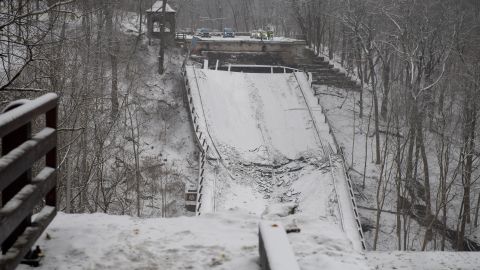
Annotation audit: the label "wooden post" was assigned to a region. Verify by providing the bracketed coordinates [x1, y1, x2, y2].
[45, 107, 57, 207]
[1, 102, 31, 254]
[0, 93, 58, 270]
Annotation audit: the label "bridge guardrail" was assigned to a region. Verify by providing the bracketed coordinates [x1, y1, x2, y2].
[315, 94, 366, 250]
[298, 71, 365, 249]
[259, 221, 300, 270]
[224, 64, 300, 73]
[182, 67, 209, 216]
[0, 93, 58, 270]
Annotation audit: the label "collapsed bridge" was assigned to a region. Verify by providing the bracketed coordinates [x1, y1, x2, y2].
[182, 63, 366, 256]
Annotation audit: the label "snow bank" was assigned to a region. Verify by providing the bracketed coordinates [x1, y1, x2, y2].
[17, 211, 370, 270]
[17, 211, 476, 269]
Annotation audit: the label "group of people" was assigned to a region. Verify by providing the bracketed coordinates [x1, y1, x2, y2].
[252, 29, 274, 40]
[266, 30, 274, 40]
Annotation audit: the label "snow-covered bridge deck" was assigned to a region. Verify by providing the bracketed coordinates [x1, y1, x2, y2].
[184, 65, 365, 254]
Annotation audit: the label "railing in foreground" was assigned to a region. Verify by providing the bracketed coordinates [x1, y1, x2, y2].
[0, 93, 58, 270]
[259, 221, 300, 270]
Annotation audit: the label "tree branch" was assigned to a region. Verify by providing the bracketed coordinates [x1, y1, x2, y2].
[0, 0, 76, 31]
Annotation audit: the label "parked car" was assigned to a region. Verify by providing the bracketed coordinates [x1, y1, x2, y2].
[223, 28, 235, 38]
[197, 28, 211, 38]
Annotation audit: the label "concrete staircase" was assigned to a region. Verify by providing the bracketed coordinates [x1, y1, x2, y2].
[296, 50, 362, 92]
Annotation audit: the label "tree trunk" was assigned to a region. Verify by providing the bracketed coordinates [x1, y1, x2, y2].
[356, 40, 364, 118]
[418, 117, 432, 251]
[105, 1, 119, 117]
[368, 50, 381, 164]
[158, 0, 168, 74]
[380, 50, 391, 120]
[395, 115, 402, 250]
[458, 93, 476, 249]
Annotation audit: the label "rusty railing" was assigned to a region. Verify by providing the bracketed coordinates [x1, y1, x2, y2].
[0, 93, 58, 270]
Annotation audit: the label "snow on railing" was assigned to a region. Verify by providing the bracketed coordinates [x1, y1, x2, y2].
[298, 70, 365, 250]
[292, 72, 327, 156]
[315, 95, 366, 250]
[227, 64, 300, 71]
[0, 94, 59, 270]
[181, 67, 209, 216]
[223, 64, 300, 74]
[328, 154, 366, 251]
[259, 221, 301, 270]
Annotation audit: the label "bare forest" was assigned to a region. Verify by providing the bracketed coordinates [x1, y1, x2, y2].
[1, 0, 480, 253]
[1, 0, 196, 218]
[290, 0, 480, 251]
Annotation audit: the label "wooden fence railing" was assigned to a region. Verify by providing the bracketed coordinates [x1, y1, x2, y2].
[0, 93, 58, 270]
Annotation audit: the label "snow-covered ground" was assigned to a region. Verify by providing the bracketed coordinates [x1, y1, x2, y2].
[17, 210, 480, 270]
[17, 210, 369, 270]
[367, 251, 480, 269]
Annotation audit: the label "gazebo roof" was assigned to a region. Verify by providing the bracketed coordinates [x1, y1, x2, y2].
[147, 1, 176, 13]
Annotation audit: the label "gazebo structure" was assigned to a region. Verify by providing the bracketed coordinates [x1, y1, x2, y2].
[146, 1, 176, 42]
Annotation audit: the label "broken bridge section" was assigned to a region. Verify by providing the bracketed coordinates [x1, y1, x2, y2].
[183, 65, 365, 253]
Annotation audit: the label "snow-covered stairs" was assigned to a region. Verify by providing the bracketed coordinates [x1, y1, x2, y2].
[297, 50, 361, 92]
